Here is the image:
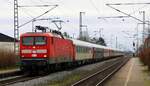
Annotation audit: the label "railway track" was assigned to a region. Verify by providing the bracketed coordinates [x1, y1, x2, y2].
[0, 57, 127, 86]
[71, 57, 130, 86]
[0, 70, 21, 79]
[0, 74, 41, 86]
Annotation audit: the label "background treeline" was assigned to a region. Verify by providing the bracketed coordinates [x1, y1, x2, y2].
[139, 37, 150, 70]
[0, 48, 19, 69]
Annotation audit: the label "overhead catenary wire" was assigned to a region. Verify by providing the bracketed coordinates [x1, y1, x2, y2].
[98, 4, 148, 19]
[18, 4, 57, 7]
[98, 5, 148, 19]
[107, 3, 150, 5]
[98, 16, 129, 19]
[88, 0, 107, 21]
[20, 7, 35, 18]
[129, 4, 148, 15]
[18, 5, 58, 28]
[32, 0, 78, 34]
[88, 0, 101, 15]
[106, 4, 143, 22]
[106, 2, 150, 17]
[106, 3, 150, 25]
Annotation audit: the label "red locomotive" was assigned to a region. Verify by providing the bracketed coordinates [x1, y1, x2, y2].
[20, 26, 124, 72]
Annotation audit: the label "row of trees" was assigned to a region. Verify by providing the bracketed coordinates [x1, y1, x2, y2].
[0, 49, 18, 68]
[139, 37, 150, 70]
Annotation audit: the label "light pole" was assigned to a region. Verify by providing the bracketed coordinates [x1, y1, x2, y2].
[116, 36, 118, 48]
[135, 21, 150, 55]
[72, 33, 74, 39]
[99, 28, 103, 37]
[139, 11, 145, 43]
[79, 12, 85, 39]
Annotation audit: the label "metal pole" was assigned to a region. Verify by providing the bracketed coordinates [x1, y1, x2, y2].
[140, 11, 145, 43]
[79, 12, 85, 39]
[136, 24, 139, 56]
[99, 28, 101, 37]
[14, 0, 19, 55]
[72, 33, 75, 39]
[148, 21, 150, 36]
[79, 12, 82, 39]
[116, 36, 117, 48]
[99, 28, 103, 37]
[143, 11, 145, 43]
[32, 20, 35, 32]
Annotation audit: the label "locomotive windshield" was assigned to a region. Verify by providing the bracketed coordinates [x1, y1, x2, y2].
[22, 37, 34, 45]
[35, 37, 46, 45]
[22, 36, 46, 46]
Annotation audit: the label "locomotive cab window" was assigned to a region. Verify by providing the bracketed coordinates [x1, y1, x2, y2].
[22, 36, 46, 46]
[22, 37, 34, 45]
[35, 37, 46, 45]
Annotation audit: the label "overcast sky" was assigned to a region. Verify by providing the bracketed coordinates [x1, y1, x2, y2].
[1, 0, 150, 51]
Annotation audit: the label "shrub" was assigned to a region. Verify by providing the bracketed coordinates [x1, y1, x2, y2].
[139, 48, 150, 70]
[0, 49, 19, 68]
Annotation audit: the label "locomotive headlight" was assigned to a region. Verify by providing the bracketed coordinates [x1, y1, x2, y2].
[44, 55, 47, 57]
[36, 49, 47, 53]
[21, 49, 32, 53]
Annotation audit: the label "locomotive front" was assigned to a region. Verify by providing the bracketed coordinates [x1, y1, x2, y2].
[20, 32, 51, 72]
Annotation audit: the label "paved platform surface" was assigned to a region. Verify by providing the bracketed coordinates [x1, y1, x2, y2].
[105, 57, 150, 86]
[0, 68, 19, 74]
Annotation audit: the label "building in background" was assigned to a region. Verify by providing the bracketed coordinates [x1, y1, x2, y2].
[0, 33, 16, 52]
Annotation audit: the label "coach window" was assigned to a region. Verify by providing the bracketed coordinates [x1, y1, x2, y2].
[79, 47, 81, 52]
[81, 47, 83, 53]
[35, 36, 46, 45]
[78, 47, 80, 52]
[86, 48, 88, 52]
[84, 47, 86, 53]
[82, 47, 85, 53]
[77, 46, 80, 52]
[22, 37, 34, 46]
[76, 46, 78, 52]
[82, 47, 84, 53]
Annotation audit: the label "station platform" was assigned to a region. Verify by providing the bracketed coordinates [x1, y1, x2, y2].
[105, 57, 150, 86]
[0, 68, 19, 74]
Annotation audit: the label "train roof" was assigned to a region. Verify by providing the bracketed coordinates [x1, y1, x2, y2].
[71, 39, 108, 49]
[20, 32, 65, 39]
[21, 32, 123, 52]
[20, 32, 53, 37]
[70, 39, 123, 51]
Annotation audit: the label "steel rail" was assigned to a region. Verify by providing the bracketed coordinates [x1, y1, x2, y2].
[96, 58, 130, 86]
[0, 70, 21, 79]
[0, 74, 41, 86]
[0, 74, 27, 86]
[71, 57, 129, 86]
